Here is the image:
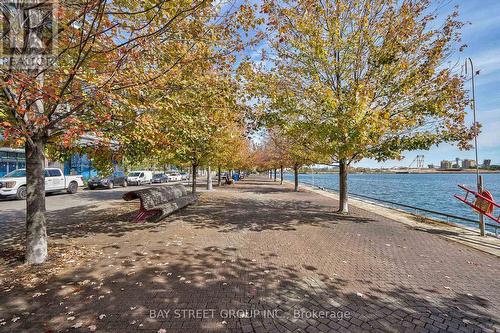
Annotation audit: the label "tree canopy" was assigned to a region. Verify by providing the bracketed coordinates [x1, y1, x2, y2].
[0, 0, 478, 264]
[242, 0, 474, 212]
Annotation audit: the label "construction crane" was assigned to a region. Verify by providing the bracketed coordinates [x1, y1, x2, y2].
[408, 155, 425, 169]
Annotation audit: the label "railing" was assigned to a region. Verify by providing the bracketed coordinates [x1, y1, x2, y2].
[298, 180, 500, 238]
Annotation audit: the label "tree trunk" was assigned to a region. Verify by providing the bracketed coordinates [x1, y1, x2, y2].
[217, 166, 222, 186]
[191, 163, 197, 194]
[25, 136, 48, 264]
[207, 165, 213, 191]
[280, 165, 283, 185]
[338, 159, 349, 214]
[293, 164, 299, 192]
[274, 168, 277, 181]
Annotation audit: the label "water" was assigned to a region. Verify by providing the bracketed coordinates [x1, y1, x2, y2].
[284, 172, 500, 234]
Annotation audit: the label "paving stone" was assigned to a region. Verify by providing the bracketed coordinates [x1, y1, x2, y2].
[0, 176, 498, 333]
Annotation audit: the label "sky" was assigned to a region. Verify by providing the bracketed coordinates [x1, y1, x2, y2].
[242, 0, 500, 168]
[357, 0, 500, 168]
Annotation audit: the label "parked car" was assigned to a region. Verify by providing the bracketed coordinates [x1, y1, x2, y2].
[127, 170, 153, 185]
[167, 172, 182, 182]
[0, 168, 84, 200]
[216, 172, 228, 180]
[88, 171, 127, 190]
[180, 172, 190, 181]
[152, 173, 168, 183]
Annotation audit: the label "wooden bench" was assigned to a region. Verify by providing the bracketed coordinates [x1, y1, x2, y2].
[122, 184, 197, 222]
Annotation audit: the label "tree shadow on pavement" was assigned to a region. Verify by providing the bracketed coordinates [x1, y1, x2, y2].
[1, 177, 498, 332]
[177, 197, 373, 233]
[0, 202, 161, 262]
[237, 185, 295, 194]
[0, 245, 497, 333]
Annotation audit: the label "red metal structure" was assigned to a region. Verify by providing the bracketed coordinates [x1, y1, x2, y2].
[455, 185, 500, 223]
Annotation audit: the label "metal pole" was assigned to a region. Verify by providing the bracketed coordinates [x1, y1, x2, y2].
[479, 176, 485, 236]
[466, 58, 484, 236]
[466, 58, 480, 185]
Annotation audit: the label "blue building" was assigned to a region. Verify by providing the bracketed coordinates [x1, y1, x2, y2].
[1, 136, 121, 180]
[63, 152, 123, 181]
[62, 135, 121, 180]
[64, 154, 99, 180]
[0, 147, 100, 180]
[0, 148, 26, 177]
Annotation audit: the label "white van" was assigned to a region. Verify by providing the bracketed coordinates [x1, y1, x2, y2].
[127, 170, 153, 185]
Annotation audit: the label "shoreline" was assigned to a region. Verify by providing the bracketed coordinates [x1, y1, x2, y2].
[297, 169, 500, 174]
[281, 179, 500, 258]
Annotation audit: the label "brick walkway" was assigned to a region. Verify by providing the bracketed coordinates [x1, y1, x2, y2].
[1, 176, 499, 332]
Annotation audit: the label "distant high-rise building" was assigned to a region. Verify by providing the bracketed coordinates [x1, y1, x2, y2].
[462, 159, 476, 169]
[483, 159, 491, 167]
[440, 160, 452, 169]
[428, 164, 435, 169]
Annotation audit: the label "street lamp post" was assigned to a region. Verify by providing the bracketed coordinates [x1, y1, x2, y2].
[465, 57, 484, 236]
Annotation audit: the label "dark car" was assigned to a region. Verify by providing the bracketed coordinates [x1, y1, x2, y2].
[88, 171, 127, 190]
[152, 173, 168, 183]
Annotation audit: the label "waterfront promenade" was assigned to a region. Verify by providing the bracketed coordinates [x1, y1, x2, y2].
[1, 176, 499, 332]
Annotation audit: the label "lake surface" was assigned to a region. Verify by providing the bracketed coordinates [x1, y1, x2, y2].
[284, 172, 500, 233]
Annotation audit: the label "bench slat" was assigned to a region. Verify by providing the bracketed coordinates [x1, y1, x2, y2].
[123, 184, 196, 222]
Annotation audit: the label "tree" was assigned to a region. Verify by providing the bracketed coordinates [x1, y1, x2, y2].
[116, 2, 259, 193]
[238, 62, 326, 191]
[210, 120, 253, 184]
[261, 0, 474, 213]
[263, 127, 320, 191]
[0, 0, 238, 263]
[160, 63, 246, 193]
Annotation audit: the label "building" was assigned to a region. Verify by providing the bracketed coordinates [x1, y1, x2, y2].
[62, 134, 121, 180]
[1, 135, 120, 180]
[483, 159, 491, 168]
[0, 147, 96, 178]
[64, 154, 99, 180]
[462, 159, 476, 169]
[0, 147, 26, 177]
[440, 160, 453, 169]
